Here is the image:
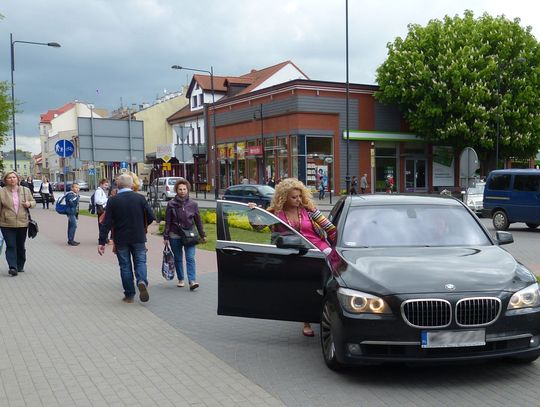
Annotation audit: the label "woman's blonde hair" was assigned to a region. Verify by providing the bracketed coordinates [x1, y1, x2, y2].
[268, 177, 315, 213]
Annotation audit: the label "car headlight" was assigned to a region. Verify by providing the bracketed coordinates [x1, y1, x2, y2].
[508, 283, 540, 310]
[337, 287, 391, 314]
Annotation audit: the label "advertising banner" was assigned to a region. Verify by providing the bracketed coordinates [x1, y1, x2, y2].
[433, 146, 455, 186]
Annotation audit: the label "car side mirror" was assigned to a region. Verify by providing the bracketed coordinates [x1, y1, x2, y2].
[275, 235, 308, 255]
[495, 231, 514, 245]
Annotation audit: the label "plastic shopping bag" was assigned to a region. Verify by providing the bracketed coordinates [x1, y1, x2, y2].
[161, 243, 176, 280]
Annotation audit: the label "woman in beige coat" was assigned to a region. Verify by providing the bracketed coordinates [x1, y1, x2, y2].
[0, 172, 36, 276]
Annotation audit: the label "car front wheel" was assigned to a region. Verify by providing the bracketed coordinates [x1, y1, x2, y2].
[492, 210, 509, 231]
[320, 300, 343, 371]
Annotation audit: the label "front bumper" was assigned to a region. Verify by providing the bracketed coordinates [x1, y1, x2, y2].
[331, 298, 540, 365]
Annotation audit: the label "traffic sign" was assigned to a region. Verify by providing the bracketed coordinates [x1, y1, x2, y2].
[162, 162, 171, 171]
[120, 161, 129, 169]
[162, 154, 171, 163]
[88, 168, 96, 175]
[55, 140, 75, 158]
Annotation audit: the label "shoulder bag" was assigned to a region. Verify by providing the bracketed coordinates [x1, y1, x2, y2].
[175, 206, 200, 246]
[23, 188, 38, 238]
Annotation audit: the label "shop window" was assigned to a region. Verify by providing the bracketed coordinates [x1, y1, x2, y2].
[291, 136, 298, 179]
[375, 143, 397, 192]
[306, 136, 333, 190]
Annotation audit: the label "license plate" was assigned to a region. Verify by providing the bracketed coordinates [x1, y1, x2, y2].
[421, 329, 485, 348]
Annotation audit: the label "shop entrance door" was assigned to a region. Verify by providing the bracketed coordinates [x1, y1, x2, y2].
[405, 159, 427, 191]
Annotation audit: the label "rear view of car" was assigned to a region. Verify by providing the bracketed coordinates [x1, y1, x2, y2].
[221, 184, 274, 208]
[147, 177, 183, 201]
[465, 181, 485, 215]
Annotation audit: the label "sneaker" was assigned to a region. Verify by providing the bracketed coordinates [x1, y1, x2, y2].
[122, 296, 134, 303]
[67, 241, 80, 246]
[8, 268, 17, 276]
[177, 280, 185, 287]
[137, 282, 149, 302]
[189, 282, 199, 291]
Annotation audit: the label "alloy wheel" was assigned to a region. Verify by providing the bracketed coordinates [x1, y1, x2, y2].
[320, 301, 341, 370]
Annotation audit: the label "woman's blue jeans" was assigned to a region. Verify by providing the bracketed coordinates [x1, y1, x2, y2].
[67, 214, 77, 242]
[1, 227, 27, 271]
[169, 238, 197, 282]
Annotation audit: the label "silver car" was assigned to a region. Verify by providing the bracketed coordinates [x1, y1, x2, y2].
[74, 180, 89, 191]
[465, 181, 485, 215]
[147, 177, 183, 201]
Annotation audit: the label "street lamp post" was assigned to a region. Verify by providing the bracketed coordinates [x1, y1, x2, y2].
[344, 0, 351, 195]
[10, 33, 60, 171]
[171, 65, 218, 199]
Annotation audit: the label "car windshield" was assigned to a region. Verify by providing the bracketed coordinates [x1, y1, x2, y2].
[168, 178, 181, 185]
[467, 184, 485, 195]
[341, 204, 491, 247]
[258, 185, 275, 195]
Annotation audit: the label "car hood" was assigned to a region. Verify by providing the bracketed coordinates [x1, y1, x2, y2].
[336, 246, 531, 295]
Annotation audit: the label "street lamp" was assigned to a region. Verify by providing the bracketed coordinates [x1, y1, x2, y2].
[171, 65, 219, 199]
[10, 33, 61, 171]
[253, 104, 265, 182]
[344, 0, 351, 195]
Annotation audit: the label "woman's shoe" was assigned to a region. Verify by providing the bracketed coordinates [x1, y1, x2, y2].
[189, 282, 199, 291]
[302, 325, 315, 337]
[177, 280, 185, 287]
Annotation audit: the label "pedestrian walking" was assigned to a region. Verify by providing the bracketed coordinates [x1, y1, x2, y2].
[318, 179, 325, 200]
[249, 178, 337, 337]
[94, 179, 109, 237]
[163, 178, 206, 290]
[0, 171, 36, 276]
[65, 183, 81, 246]
[360, 173, 368, 194]
[98, 173, 156, 303]
[350, 176, 358, 195]
[39, 177, 53, 208]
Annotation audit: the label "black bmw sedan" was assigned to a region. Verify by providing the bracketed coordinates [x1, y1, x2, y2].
[216, 195, 540, 370]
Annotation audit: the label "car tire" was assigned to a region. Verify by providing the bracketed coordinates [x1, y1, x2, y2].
[320, 299, 343, 371]
[526, 223, 539, 229]
[492, 210, 509, 231]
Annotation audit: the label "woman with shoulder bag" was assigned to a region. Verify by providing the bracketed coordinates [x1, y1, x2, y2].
[163, 178, 206, 290]
[0, 172, 36, 276]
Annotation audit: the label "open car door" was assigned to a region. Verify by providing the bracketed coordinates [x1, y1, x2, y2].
[216, 201, 326, 323]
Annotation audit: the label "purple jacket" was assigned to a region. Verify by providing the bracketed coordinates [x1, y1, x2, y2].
[163, 196, 205, 240]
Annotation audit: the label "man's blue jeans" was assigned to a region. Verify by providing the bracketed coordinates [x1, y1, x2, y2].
[115, 242, 148, 298]
[169, 238, 197, 282]
[67, 214, 77, 242]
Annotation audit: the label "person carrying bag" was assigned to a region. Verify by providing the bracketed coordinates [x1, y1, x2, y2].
[161, 243, 176, 280]
[163, 178, 206, 290]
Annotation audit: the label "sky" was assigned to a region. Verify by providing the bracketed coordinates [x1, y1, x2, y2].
[1, 0, 540, 155]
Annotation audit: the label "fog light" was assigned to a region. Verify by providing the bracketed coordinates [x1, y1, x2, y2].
[529, 336, 540, 347]
[347, 343, 362, 355]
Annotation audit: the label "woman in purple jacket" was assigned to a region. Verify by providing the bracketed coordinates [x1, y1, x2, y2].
[163, 178, 206, 290]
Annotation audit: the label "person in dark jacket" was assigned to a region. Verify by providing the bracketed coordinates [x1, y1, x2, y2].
[65, 183, 81, 246]
[98, 173, 155, 303]
[163, 178, 206, 290]
[39, 177, 54, 209]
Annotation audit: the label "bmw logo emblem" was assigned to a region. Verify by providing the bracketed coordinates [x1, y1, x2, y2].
[445, 284, 456, 291]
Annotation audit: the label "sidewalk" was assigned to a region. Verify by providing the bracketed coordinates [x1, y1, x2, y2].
[0, 209, 284, 407]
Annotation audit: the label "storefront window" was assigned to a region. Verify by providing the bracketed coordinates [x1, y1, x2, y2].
[247, 140, 257, 183]
[306, 136, 333, 190]
[265, 137, 275, 182]
[291, 136, 298, 179]
[375, 143, 397, 192]
[277, 137, 288, 182]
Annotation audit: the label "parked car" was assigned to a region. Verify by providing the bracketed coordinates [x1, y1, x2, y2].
[55, 181, 72, 192]
[147, 177, 183, 201]
[465, 181, 485, 216]
[482, 169, 540, 230]
[74, 180, 89, 191]
[221, 184, 275, 208]
[216, 195, 540, 370]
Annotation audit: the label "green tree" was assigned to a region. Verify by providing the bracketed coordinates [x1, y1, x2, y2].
[0, 81, 11, 146]
[375, 10, 540, 166]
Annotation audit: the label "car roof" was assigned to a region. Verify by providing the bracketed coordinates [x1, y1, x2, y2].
[488, 169, 540, 175]
[227, 184, 268, 189]
[349, 194, 463, 207]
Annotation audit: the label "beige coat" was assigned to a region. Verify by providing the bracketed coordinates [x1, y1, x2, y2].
[0, 186, 36, 228]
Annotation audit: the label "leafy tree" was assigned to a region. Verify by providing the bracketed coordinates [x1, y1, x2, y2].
[0, 81, 11, 148]
[375, 10, 540, 166]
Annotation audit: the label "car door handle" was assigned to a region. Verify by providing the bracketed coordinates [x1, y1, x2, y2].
[222, 246, 244, 254]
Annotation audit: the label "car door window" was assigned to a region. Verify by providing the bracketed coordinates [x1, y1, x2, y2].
[221, 202, 313, 248]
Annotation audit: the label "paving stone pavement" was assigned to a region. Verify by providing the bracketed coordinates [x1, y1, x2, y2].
[2, 209, 540, 407]
[0, 209, 284, 407]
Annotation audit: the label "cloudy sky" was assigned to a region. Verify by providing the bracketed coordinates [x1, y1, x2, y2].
[1, 0, 540, 154]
